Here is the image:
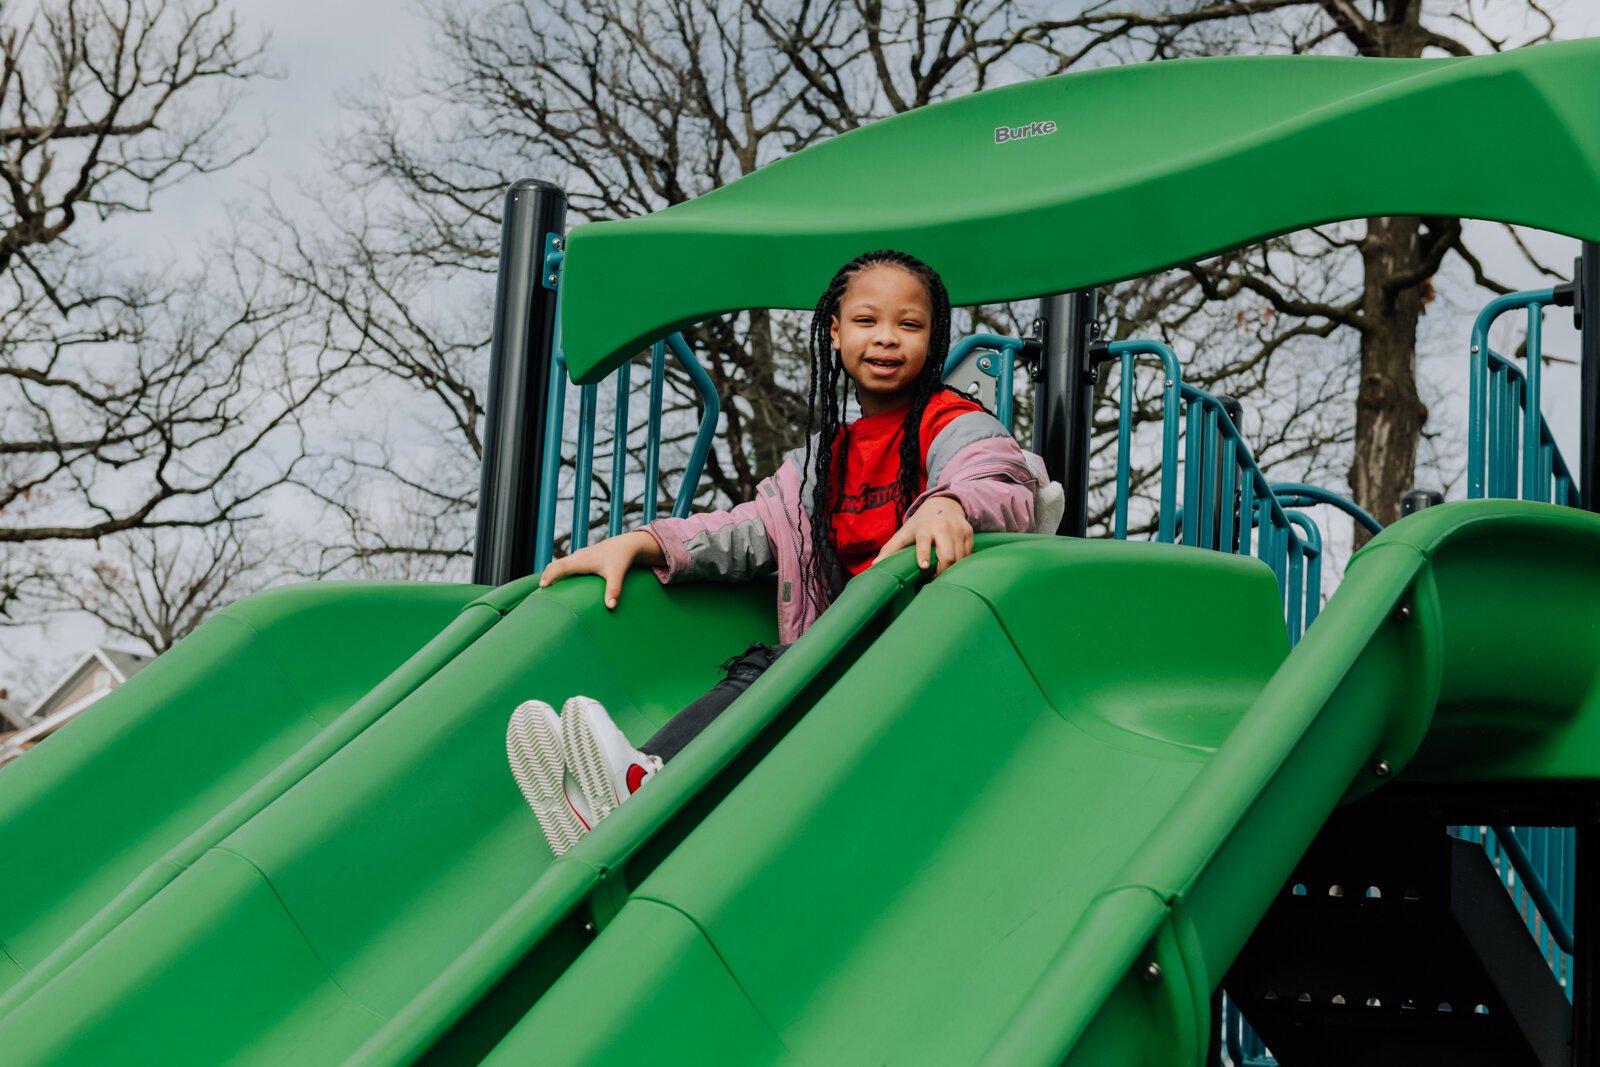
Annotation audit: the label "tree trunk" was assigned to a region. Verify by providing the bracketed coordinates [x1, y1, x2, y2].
[1346, 3, 1432, 546]
[1348, 214, 1430, 543]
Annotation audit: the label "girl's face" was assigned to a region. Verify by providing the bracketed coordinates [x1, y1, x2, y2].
[830, 263, 932, 416]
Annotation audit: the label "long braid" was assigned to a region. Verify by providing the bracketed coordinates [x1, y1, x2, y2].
[799, 249, 953, 609]
[889, 260, 952, 524]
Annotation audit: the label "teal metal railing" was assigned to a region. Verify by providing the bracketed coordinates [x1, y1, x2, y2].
[1468, 288, 1580, 507]
[1269, 482, 1383, 538]
[957, 334, 1324, 644]
[539, 320, 1024, 573]
[1455, 290, 1583, 1008]
[533, 253, 720, 570]
[1105, 340, 1322, 644]
[942, 333, 1025, 429]
[1452, 824, 1576, 997]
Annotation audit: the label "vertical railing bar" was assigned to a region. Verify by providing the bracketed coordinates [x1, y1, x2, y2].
[1488, 364, 1503, 496]
[1114, 352, 1133, 540]
[1511, 376, 1523, 500]
[533, 300, 569, 571]
[1239, 472, 1254, 557]
[1269, 491, 1288, 597]
[1286, 533, 1304, 645]
[1159, 354, 1181, 543]
[1286, 511, 1322, 631]
[1525, 301, 1544, 501]
[1183, 395, 1202, 547]
[1219, 439, 1238, 553]
[1198, 405, 1217, 550]
[643, 340, 666, 523]
[1469, 310, 1490, 497]
[1505, 370, 1519, 498]
[1541, 442, 1554, 506]
[607, 356, 632, 538]
[571, 383, 598, 550]
[998, 341, 1017, 432]
[665, 332, 721, 519]
[1305, 538, 1322, 626]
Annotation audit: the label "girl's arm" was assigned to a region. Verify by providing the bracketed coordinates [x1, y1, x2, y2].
[872, 419, 1041, 574]
[541, 484, 784, 609]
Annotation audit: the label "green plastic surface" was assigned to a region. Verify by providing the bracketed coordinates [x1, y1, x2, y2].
[481, 502, 1600, 1066]
[560, 41, 1600, 381]
[0, 555, 942, 1066]
[0, 582, 483, 1003]
[2, 504, 1595, 1065]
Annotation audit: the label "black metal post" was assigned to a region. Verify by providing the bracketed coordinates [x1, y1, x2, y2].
[1034, 290, 1099, 536]
[1400, 489, 1444, 516]
[472, 179, 568, 587]
[1580, 242, 1599, 513]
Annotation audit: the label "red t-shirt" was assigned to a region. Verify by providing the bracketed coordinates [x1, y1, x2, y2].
[830, 390, 984, 576]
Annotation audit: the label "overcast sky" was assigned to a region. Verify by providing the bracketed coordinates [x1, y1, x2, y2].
[119, 0, 433, 257]
[11, 1, 1600, 692]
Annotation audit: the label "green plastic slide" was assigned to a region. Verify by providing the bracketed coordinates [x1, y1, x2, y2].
[0, 503, 1593, 1065]
[0, 581, 485, 1004]
[477, 501, 1599, 1066]
[0, 552, 941, 1065]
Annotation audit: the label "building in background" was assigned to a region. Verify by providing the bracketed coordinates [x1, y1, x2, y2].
[0, 648, 152, 767]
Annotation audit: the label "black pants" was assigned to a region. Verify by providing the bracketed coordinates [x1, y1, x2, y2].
[642, 642, 789, 762]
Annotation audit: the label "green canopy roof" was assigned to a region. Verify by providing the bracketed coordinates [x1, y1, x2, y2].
[560, 40, 1600, 383]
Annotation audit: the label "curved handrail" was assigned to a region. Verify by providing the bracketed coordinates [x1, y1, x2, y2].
[1490, 824, 1576, 957]
[1467, 288, 1579, 507]
[1270, 482, 1383, 537]
[1104, 340, 1181, 543]
[943, 333, 1022, 428]
[663, 334, 721, 519]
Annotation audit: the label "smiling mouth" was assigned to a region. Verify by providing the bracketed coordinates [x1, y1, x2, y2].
[863, 357, 901, 369]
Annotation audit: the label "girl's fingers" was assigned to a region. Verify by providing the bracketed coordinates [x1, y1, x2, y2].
[539, 557, 569, 587]
[873, 526, 913, 565]
[933, 527, 955, 574]
[604, 562, 624, 609]
[916, 527, 935, 569]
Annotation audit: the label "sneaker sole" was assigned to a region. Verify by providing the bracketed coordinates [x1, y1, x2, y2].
[507, 702, 585, 856]
[561, 698, 623, 823]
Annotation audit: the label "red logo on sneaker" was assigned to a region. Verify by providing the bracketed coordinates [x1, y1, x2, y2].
[626, 763, 649, 794]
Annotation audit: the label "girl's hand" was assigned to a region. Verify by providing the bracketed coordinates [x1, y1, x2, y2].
[871, 497, 974, 575]
[539, 530, 665, 609]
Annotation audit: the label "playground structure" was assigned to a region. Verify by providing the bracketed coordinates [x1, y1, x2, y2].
[0, 40, 1598, 1067]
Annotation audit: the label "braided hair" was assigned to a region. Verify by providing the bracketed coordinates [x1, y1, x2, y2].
[798, 249, 953, 611]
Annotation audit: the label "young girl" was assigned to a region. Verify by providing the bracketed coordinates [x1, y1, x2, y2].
[506, 249, 1050, 856]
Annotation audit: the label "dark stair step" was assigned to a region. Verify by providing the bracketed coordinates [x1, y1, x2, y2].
[1224, 807, 1571, 1066]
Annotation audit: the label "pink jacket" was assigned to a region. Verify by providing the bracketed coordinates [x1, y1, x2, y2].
[642, 408, 1047, 642]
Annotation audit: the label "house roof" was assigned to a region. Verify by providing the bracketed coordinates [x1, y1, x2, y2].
[22, 646, 153, 723]
[101, 648, 151, 682]
[559, 39, 1600, 383]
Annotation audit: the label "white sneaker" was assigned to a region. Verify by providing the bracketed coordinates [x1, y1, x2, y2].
[506, 700, 595, 856]
[560, 696, 663, 823]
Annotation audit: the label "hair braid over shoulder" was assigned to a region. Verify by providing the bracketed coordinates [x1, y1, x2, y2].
[798, 249, 952, 611]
